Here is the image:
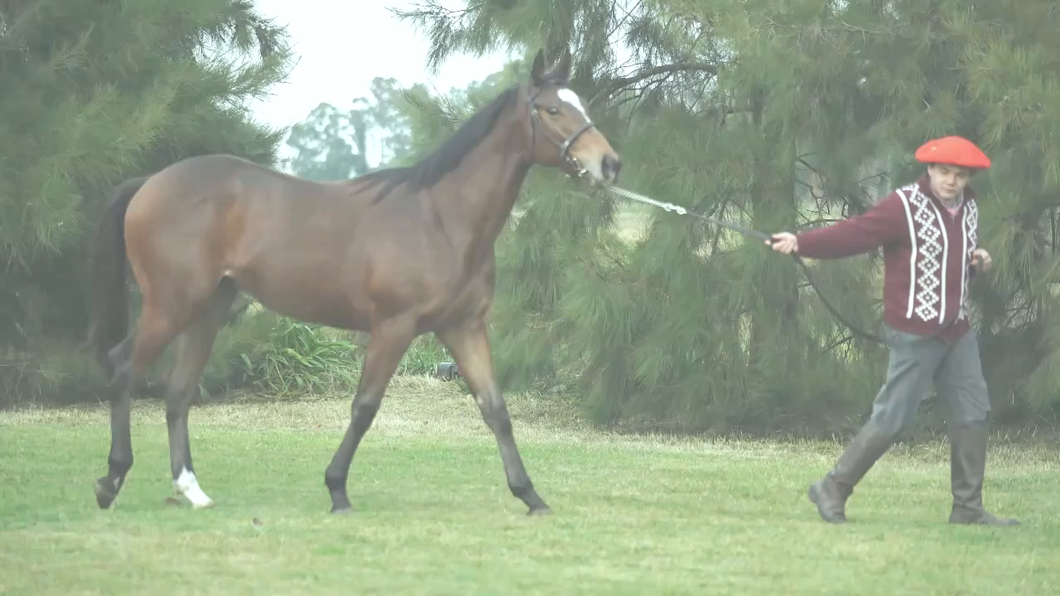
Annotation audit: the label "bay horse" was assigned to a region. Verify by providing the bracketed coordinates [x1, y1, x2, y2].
[87, 48, 621, 515]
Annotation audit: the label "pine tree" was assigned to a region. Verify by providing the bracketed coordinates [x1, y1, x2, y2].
[0, 0, 292, 402]
[395, 0, 1060, 434]
[950, 1, 1060, 423]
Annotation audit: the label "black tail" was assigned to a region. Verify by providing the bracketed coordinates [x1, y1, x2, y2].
[88, 176, 148, 377]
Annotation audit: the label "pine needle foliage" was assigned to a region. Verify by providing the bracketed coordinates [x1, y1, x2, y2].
[0, 0, 293, 402]
[392, 0, 1060, 434]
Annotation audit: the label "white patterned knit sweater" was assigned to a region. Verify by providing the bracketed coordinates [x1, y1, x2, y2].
[795, 173, 980, 342]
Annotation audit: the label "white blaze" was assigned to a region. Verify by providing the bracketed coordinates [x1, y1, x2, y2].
[556, 88, 588, 119]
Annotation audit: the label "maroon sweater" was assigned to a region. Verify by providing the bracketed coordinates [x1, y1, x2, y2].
[795, 173, 980, 342]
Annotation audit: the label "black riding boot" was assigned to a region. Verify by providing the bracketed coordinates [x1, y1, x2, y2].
[948, 422, 1019, 526]
[809, 420, 894, 523]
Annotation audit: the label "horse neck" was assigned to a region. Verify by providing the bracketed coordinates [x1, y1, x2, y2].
[432, 97, 533, 250]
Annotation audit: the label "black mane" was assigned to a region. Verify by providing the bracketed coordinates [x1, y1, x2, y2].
[362, 84, 523, 203]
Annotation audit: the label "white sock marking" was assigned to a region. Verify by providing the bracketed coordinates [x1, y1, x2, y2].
[557, 88, 588, 119]
[175, 467, 214, 509]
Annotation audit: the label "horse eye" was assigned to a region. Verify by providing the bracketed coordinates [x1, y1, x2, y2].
[546, 106, 559, 116]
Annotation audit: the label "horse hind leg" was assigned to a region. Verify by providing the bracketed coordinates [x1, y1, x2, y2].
[165, 278, 237, 509]
[95, 294, 194, 509]
[95, 347, 137, 509]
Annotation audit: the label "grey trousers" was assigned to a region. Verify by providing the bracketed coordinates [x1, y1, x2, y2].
[814, 324, 1018, 523]
[868, 324, 990, 437]
[826, 324, 991, 494]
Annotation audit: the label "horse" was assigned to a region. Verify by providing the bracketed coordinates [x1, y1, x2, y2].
[87, 48, 622, 515]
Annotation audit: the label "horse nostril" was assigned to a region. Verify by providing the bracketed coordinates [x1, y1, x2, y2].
[602, 155, 621, 179]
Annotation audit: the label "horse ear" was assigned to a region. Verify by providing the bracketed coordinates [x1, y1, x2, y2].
[554, 46, 572, 83]
[530, 49, 546, 86]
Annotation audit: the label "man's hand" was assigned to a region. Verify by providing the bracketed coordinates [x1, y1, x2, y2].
[769, 232, 798, 254]
[972, 248, 992, 273]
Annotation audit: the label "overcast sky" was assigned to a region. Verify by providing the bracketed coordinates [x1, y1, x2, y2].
[247, 1, 513, 135]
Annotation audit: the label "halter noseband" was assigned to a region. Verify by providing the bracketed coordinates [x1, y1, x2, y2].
[526, 85, 596, 176]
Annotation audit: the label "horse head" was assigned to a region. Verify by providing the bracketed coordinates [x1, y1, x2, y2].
[524, 48, 621, 186]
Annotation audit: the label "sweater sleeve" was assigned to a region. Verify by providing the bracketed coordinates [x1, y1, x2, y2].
[795, 192, 907, 259]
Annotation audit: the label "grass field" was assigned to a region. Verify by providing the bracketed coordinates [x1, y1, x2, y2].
[1, 377, 1056, 595]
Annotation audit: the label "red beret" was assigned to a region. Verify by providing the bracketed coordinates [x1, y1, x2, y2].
[914, 136, 991, 169]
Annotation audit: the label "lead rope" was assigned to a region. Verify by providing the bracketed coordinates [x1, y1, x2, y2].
[603, 185, 967, 345]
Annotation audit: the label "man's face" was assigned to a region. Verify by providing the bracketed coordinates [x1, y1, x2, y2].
[927, 163, 972, 202]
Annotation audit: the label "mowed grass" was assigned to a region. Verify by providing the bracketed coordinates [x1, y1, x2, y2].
[1, 377, 1057, 595]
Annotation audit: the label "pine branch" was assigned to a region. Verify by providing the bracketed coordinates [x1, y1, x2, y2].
[589, 62, 719, 105]
[796, 157, 822, 177]
[607, 0, 644, 39]
[574, 255, 610, 283]
[824, 335, 854, 352]
[388, 1, 489, 73]
[799, 218, 845, 228]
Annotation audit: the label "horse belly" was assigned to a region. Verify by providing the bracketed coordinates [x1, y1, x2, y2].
[228, 265, 368, 331]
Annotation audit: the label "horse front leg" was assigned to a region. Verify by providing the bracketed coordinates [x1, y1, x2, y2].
[324, 314, 416, 513]
[438, 318, 551, 515]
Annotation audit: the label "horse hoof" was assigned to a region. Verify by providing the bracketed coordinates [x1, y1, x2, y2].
[329, 491, 352, 514]
[192, 500, 215, 510]
[527, 507, 553, 517]
[330, 506, 353, 515]
[94, 478, 117, 510]
[165, 497, 182, 507]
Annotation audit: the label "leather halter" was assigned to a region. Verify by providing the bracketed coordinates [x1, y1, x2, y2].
[526, 84, 596, 176]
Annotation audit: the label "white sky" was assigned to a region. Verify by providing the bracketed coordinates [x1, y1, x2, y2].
[247, 1, 513, 151]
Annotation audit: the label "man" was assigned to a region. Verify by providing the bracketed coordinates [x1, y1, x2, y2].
[769, 136, 1018, 526]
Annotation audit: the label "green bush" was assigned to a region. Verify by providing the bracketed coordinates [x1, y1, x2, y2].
[0, 340, 109, 409]
[228, 313, 361, 398]
[0, 300, 465, 409]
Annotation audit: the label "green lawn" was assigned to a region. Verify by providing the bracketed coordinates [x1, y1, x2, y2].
[1, 377, 1055, 595]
